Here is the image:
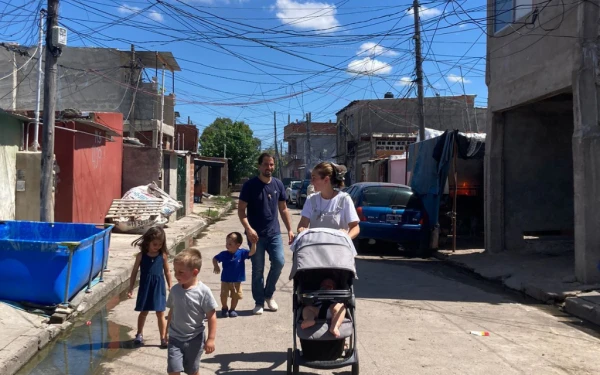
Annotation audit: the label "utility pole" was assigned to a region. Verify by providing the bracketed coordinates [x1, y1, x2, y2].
[32, 9, 45, 151]
[459, 65, 472, 132]
[413, 0, 426, 141]
[158, 64, 165, 189]
[273, 111, 282, 179]
[306, 112, 311, 177]
[40, 0, 60, 222]
[129, 44, 136, 139]
[224, 143, 226, 159]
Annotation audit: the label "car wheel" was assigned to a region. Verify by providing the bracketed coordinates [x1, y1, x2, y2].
[353, 239, 369, 254]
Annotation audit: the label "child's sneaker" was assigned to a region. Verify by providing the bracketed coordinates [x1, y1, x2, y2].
[134, 333, 144, 345]
[221, 308, 229, 318]
[229, 310, 238, 318]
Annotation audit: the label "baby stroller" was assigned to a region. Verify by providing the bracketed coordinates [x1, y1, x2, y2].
[287, 228, 359, 375]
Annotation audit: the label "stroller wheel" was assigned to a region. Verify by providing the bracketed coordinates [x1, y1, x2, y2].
[293, 349, 300, 374]
[352, 349, 359, 375]
[286, 348, 292, 374]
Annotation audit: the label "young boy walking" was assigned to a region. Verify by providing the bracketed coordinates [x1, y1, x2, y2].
[167, 249, 218, 375]
[212, 232, 256, 318]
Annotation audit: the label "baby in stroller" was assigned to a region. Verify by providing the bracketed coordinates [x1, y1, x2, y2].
[300, 278, 346, 338]
[287, 227, 359, 374]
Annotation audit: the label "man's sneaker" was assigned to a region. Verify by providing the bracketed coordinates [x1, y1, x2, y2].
[221, 308, 229, 318]
[134, 333, 144, 345]
[266, 298, 278, 311]
[253, 305, 264, 315]
[229, 310, 238, 318]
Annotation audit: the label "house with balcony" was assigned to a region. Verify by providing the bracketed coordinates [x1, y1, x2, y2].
[485, 1, 599, 283]
[0, 46, 189, 219]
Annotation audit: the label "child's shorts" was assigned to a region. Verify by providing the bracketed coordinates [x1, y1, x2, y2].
[167, 332, 205, 374]
[220, 282, 243, 299]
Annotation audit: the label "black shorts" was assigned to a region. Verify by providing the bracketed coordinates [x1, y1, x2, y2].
[167, 332, 205, 374]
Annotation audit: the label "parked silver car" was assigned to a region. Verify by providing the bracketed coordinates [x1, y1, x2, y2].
[287, 181, 302, 204]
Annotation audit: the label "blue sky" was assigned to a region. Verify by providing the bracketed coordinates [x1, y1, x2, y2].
[2, 0, 487, 147]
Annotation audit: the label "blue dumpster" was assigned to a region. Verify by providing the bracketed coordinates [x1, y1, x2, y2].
[0, 221, 113, 306]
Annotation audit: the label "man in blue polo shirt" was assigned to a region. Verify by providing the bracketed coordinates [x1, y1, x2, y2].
[238, 153, 294, 315]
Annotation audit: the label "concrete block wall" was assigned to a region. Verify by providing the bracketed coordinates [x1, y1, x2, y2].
[122, 146, 160, 195]
[486, 0, 579, 111]
[2, 47, 131, 113]
[14, 152, 42, 221]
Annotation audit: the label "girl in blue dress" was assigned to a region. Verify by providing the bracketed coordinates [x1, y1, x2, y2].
[128, 227, 172, 348]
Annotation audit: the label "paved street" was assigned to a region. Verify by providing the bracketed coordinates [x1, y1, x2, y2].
[35, 206, 600, 375]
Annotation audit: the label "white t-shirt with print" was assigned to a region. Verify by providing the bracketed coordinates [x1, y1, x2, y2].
[300, 192, 360, 230]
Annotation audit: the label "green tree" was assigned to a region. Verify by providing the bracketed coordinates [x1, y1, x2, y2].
[199, 118, 261, 184]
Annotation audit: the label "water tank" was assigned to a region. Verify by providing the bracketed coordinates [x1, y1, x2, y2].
[384, 92, 394, 99]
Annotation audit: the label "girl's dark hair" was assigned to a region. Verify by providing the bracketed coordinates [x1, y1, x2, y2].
[313, 162, 347, 188]
[131, 226, 167, 255]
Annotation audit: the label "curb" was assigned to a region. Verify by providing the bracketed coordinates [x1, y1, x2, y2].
[433, 251, 561, 303]
[3, 201, 234, 375]
[433, 251, 600, 326]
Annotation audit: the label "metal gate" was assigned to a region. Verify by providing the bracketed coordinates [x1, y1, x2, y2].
[176, 156, 187, 219]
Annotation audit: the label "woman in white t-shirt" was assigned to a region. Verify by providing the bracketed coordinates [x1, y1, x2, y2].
[297, 162, 360, 239]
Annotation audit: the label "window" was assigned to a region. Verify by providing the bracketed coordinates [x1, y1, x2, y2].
[494, 0, 532, 33]
[515, 0, 533, 20]
[360, 186, 414, 208]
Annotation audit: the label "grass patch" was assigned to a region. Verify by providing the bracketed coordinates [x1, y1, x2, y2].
[213, 196, 234, 206]
[202, 209, 220, 219]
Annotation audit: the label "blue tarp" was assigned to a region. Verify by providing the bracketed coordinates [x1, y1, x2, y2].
[408, 132, 456, 226]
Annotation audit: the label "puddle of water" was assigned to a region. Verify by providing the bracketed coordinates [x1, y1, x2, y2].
[17, 286, 134, 375]
[18, 209, 230, 374]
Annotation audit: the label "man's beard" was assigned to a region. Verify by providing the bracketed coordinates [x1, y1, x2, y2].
[262, 170, 272, 177]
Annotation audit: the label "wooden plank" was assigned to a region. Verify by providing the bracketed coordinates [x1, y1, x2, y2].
[106, 199, 163, 219]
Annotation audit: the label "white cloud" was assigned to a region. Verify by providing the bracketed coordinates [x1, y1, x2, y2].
[395, 77, 413, 86]
[347, 57, 392, 76]
[117, 4, 141, 15]
[406, 6, 442, 19]
[447, 73, 471, 84]
[357, 42, 398, 57]
[274, 0, 340, 33]
[458, 23, 468, 28]
[148, 10, 164, 22]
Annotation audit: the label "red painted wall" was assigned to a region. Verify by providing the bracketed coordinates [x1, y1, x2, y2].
[72, 113, 123, 223]
[53, 113, 123, 223]
[54, 122, 75, 223]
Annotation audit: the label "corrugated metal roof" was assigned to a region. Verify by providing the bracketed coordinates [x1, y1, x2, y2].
[135, 51, 181, 72]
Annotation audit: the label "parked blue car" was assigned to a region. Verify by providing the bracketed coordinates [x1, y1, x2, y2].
[345, 182, 430, 255]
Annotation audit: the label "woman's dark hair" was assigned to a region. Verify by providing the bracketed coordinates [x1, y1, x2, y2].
[258, 152, 273, 165]
[313, 162, 347, 188]
[131, 226, 167, 255]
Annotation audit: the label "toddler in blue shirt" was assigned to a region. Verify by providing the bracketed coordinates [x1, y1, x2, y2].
[212, 232, 256, 318]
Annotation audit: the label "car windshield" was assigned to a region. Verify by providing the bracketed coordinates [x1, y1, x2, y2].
[361, 186, 414, 208]
[292, 182, 302, 189]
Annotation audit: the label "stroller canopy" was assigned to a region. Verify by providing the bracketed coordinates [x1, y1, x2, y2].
[289, 228, 357, 280]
